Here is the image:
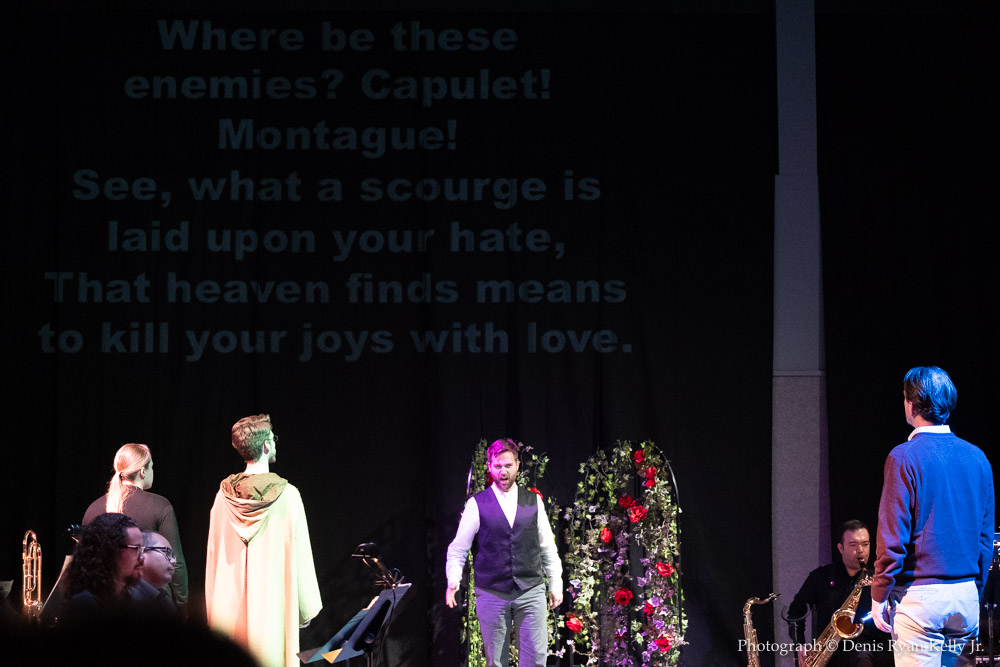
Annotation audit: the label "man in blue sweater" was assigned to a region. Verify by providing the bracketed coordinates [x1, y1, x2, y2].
[872, 366, 994, 666]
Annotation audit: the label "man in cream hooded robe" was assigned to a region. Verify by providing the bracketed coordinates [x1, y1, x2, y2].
[206, 414, 322, 667]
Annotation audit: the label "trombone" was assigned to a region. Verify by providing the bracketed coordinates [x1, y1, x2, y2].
[22, 530, 42, 620]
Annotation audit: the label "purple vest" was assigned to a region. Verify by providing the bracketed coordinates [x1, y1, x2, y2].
[472, 485, 544, 594]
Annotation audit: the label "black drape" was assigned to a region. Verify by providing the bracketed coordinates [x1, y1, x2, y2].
[2, 4, 776, 665]
[820, 8, 1000, 551]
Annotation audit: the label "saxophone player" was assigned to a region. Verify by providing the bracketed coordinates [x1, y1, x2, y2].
[788, 520, 893, 666]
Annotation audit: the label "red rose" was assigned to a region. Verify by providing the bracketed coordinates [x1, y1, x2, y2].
[529, 487, 543, 499]
[643, 601, 656, 616]
[644, 478, 655, 489]
[565, 614, 584, 633]
[614, 588, 633, 606]
[628, 505, 647, 522]
[655, 635, 673, 652]
[656, 562, 675, 577]
[599, 527, 613, 543]
[618, 495, 635, 508]
[633, 450, 645, 464]
[645, 466, 657, 479]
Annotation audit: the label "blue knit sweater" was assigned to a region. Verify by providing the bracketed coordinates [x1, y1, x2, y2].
[873, 431, 994, 602]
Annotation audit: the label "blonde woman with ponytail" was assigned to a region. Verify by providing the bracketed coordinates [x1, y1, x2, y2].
[105, 443, 152, 512]
[83, 443, 189, 613]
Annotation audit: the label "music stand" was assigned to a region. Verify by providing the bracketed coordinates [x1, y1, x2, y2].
[38, 555, 73, 624]
[299, 583, 410, 666]
[983, 535, 1000, 666]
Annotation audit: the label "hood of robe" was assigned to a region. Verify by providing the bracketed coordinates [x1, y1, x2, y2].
[219, 472, 289, 543]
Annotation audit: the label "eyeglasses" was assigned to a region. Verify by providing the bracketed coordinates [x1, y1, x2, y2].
[121, 544, 145, 559]
[144, 545, 176, 562]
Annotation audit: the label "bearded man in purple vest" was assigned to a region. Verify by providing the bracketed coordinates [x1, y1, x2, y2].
[445, 438, 563, 667]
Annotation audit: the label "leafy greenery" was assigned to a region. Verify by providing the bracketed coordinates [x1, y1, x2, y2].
[557, 441, 686, 666]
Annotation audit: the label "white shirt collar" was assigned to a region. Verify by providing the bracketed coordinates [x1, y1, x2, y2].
[492, 482, 518, 499]
[907, 424, 951, 441]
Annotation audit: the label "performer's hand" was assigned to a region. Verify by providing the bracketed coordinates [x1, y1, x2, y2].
[548, 590, 563, 609]
[445, 583, 459, 608]
[871, 597, 891, 633]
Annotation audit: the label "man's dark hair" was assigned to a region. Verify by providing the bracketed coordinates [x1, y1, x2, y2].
[836, 519, 869, 545]
[903, 366, 957, 425]
[67, 513, 137, 601]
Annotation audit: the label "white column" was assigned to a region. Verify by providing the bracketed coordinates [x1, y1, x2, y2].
[773, 1, 829, 664]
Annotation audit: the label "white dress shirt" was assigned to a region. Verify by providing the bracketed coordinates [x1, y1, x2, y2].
[907, 424, 951, 440]
[446, 483, 563, 596]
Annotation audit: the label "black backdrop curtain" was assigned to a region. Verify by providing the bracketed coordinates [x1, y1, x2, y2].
[2, 3, 776, 665]
[819, 8, 1000, 557]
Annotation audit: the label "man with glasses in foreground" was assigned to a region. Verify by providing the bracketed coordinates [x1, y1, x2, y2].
[63, 512, 146, 621]
[129, 530, 178, 615]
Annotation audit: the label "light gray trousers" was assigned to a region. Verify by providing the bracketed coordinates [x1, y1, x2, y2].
[475, 583, 548, 667]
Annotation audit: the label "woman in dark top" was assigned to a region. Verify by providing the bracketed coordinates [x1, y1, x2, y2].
[82, 443, 188, 610]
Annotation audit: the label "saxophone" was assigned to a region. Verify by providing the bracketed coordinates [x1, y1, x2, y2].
[800, 563, 874, 667]
[743, 593, 778, 667]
